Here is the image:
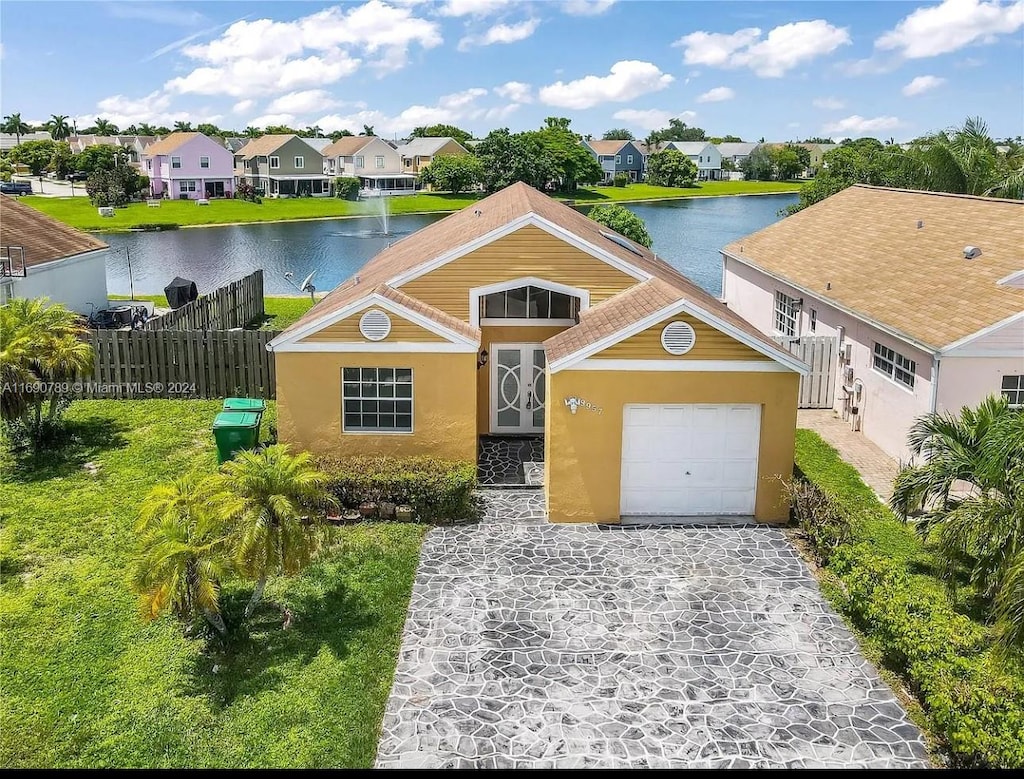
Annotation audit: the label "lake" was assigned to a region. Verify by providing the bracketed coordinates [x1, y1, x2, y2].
[99, 193, 797, 299]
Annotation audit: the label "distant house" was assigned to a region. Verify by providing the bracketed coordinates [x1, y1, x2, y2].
[234, 134, 331, 197]
[762, 142, 838, 177]
[715, 142, 760, 166]
[302, 138, 333, 154]
[223, 137, 248, 153]
[395, 137, 470, 175]
[722, 185, 1024, 461]
[321, 136, 416, 196]
[638, 141, 722, 181]
[0, 195, 109, 313]
[142, 132, 236, 200]
[1, 131, 52, 151]
[584, 139, 645, 183]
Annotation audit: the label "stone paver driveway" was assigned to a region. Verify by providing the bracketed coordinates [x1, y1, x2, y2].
[376, 492, 929, 768]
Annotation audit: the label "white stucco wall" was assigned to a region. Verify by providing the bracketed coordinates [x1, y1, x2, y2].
[937, 317, 1024, 411]
[8, 250, 110, 314]
[723, 255, 935, 462]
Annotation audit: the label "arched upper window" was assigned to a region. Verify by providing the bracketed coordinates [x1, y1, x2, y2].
[481, 285, 581, 323]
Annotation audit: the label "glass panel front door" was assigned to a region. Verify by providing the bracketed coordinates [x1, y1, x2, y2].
[491, 344, 545, 433]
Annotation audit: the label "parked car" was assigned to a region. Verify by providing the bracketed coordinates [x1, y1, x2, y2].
[0, 181, 33, 196]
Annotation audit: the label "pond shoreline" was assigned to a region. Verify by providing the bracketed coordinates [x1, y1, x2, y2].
[92, 190, 801, 234]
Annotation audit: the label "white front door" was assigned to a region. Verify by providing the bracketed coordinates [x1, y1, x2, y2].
[490, 344, 546, 434]
[620, 404, 761, 516]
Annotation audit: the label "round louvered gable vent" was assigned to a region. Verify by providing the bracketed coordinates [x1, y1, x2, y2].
[661, 321, 696, 355]
[359, 309, 392, 341]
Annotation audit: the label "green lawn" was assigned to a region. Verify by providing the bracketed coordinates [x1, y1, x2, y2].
[20, 180, 802, 231]
[111, 294, 315, 330]
[0, 400, 425, 768]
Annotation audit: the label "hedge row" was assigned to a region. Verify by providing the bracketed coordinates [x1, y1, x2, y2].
[794, 432, 1024, 768]
[316, 455, 476, 523]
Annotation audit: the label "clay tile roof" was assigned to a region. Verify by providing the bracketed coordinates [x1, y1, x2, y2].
[723, 185, 1024, 350]
[236, 134, 299, 159]
[375, 285, 480, 342]
[586, 140, 629, 155]
[1, 195, 107, 268]
[322, 136, 376, 157]
[142, 132, 201, 156]
[279, 182, 782, 360]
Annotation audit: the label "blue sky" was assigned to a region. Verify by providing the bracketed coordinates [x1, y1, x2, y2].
[1, 0, 1022, 141]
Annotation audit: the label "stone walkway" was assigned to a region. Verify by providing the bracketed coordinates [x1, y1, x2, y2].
[797, 410, 901, 501]
[477, 436, 545, 487]
[375, 491, 928, 768]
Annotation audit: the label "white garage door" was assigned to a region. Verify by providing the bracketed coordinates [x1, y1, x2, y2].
[620, 404, 761, 516]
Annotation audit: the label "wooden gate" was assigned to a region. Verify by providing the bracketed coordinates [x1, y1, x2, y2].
[774, 335, 837, 409]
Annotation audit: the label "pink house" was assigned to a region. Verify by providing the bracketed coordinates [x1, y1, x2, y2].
[142, 132, 235, 200]
[722, 185, 1024, 462]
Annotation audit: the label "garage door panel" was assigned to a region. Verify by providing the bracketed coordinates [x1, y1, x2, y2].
[620, 403, 761, 516]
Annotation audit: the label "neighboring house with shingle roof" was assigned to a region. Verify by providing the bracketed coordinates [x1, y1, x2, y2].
[0, 195, 109, 312]
[722, 184, 1024, 460]
[142, 132, 236, 199]
[235, 134, 330, 197]
[394, 136, 469, 175]
[321, 136, 414, 195]
[270, 182, 806, 524]
[638, 141, 723, 181]
[584, 139, 645, 183]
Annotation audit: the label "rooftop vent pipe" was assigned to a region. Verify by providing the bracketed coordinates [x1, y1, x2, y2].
[963, 246, 982, 260]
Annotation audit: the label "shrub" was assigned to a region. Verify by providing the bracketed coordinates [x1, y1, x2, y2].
[333, 177, 360, 200]
[316, 455, 476, 523]
[612, 172, 630, 187]
[780, 477, 852, 564]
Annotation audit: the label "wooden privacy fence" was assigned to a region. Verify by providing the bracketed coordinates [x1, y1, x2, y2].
[145, 270, 265, 331]
[774, 335, 838, 409]
[81, 329, 279, 399]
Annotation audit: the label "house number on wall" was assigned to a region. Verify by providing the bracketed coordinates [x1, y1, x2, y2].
[564, 396, 603, 415]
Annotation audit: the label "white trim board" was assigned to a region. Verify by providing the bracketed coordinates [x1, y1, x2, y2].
[386, 212, 652, 289]
[569, 359, 791, 372]
[548, 298, 808, 375]
[469, 275, 591, 329]
[267, 291, 479, 350]
[272, 341, 477, 353]
[939, 310, 1024, 355]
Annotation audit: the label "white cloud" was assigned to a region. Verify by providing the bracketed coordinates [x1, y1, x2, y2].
[439, 0, 512, 16]
[246, 113, 299, 129]
[823, 114, 903, 136]
[696, 86, 735, 103]
[266, 89, 340, 115]
[561, 0, 617, 15]
[611, 108, 697, 131]
[876, 0, 1024, 59]
[169, 1, 441, 96]
[106, 3, 207, 26]
[315, 87, 502, 135]
[675, 20, 850, 77]
[494, 81, 533, 103]
[539, 60, 674, 109]
[458, 19, 539, 51]
[902, 75, 947, 96]
[812, 97, 845, 110]
[80, 90, 218, 130]
[233, 99, 256, 114]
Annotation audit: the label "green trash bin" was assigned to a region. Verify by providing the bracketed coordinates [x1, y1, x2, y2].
[223, 397, 267, 414]
[213, 411, 261, 464]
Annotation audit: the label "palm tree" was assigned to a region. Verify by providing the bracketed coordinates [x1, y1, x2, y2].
[173, 120, 194, 132]
[361, 124, 375, 136]
[891, 396, 1024, 648]
[45, 114, 71, 141]
[133, 476, 231, 636]
[93, 117, 118, 136]
[907, 116, 1024, 199]
[303, 125, 323, 138]
[244, 126, 261, 139]
[2, 112, 30, 145]
[220, 445, 335, 618]
[135, 122, 156, 136]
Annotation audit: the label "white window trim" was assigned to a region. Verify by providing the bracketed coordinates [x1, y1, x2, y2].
[375, 155, 385, 168]
[615, 155, 621, 164]
[872, 342, 917, 391]
[481, 318, 578, 327]
[773, 290, 799, 338]
[355, 155, 364, 168]
[269, 156, 280, 169]
[468, 277, 591, 329]
[1002, 374, 1024, 408]
[200, 156, 210, 168]
[171, 156, 181, 169]
[572, 359, 793, 372]
[627, 154, 633, 164]
[342, 367, 414, 435]
[294, 156, 304, 169]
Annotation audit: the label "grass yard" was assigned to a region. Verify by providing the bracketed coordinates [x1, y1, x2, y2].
[20, 180, 802, 231]
[110, 294, 315, 330]
[0, 400, 426, 768]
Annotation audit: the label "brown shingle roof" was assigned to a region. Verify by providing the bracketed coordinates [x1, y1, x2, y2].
[1, 195, 107, 268]
[236, 134, 298, 158]
[587, 140, 630, 155]
[724, 185, 1024, 350]
[376, 285, 480, 342]
[322, 136, 375, 157]
[280, 183, 787, 363]
[143, 132, 200, 156]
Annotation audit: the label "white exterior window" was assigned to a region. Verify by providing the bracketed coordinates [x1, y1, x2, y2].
[375, 155, 385, 168]
[145, 160, 151, 170]
[269, 156, 280, 169]
[481, 285, 579, 323]
[178, 180, 196, 193]
[615, 155, 621, 164]
[294, 156, 304, 169]
[200, 156, 210, 169]
[342, 367, 413, 433]
[809, 308, 817, 333]
[773, 290, 798, 337]
[1002, 375, 1024, 407]
[355, 155, 365, 168]
[171, 156, 181, 169]
[873, 343, 916, 390]
[627, 154, 633, 164]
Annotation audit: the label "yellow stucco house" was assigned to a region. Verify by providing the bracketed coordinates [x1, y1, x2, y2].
[269, 183, 807, 523]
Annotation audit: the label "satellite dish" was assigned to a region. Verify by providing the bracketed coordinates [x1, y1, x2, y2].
[284, 271, 294, 279]
[300, 271, 316, 291]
